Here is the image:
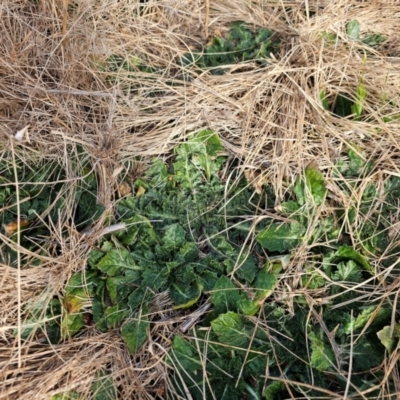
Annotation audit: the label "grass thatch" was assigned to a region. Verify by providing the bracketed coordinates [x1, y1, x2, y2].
[1, 0, 400, 398]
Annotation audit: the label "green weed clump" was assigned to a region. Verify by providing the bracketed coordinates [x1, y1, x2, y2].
[319, 19, 388, 120]
[99, 21, 279, 82]
[1, 148, 103, 344]
[76, 130, 273, 342]
[43, 130, 399, 399]
[322, 19, 387, 51]
[166, 144, 399, 399]
[0, 148, 103, 268]
[181, 21, 280, 75]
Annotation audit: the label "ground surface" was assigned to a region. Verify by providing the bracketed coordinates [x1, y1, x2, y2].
[1, 1, 400, 399]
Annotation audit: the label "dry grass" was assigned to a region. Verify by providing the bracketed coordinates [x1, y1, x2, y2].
[1, 0, 400, 398]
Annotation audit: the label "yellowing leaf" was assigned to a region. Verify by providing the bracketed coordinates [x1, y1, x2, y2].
[3, 219, 29, 236]
[377, 324, 400, 353]
[135, 185, 146, 197]
[64, 295, 84, 314]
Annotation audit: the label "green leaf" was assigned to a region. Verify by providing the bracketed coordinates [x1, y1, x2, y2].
[170, 280, 203, 310]
[320, 89, 330, 110]
[141, 265, 169, 291]
[351, 84, 367, 120]
[65, 271, 96, 298]
[332, 260, 362, 282]
[238, 297, 259, 316]
[16, 318, 42, 340]
[256, 222, 305, 253]
[321, 31, 339, 44]
[105, 304, 128, 329]
[116, 196, 137, 217]
[309, 330, 336, 371]
[121, 314, 149, 354]
[293, 177, 305, 206]
[92, 370, 118, 400]
[305, 165, 326, 205]
[279, 200, 302, 216]
[211, 311, 250, 348]
[256, 28, 273, 44]
[344, 306, 391, 334]
[246, 351, 270, 376]
[92, 297, 107, 332]
[318, 215, 341, 242]
[224, 248, 258, 283]
[264, 381, 285, 400]
[118, 215, 158, 246]
[169, 335, 202, 372]
[178, 242, 198, 262]
[352, 337, 383, 370]
[254, 266, 278, 303]
[175, 130, 225, 182]
[75, 189, 104, 228]
[302, 267, 326, 289]
[88, 249, 105, 268]
[212, 35, 227, 50]
[61, 313, 84, 339]
[235, 253, 258, 283]
[239, 262, 281, 316]
[96, 249, 138, 276]
[180, 52, 200, 66]
[346, 20, 360, 40]
[211, 276, 240, 313]
[162, 224, 186, 252]
[106, 276, 134, 304]
[192, 153, 224, 182]
[145, 158, 169, 186]
[329, 245, 373, 275]
[334, 94, 353, 117]
[198, 269, 219, 292]
[127, 288, 148, 311]
[348, 148, 370, 176]
[362, 33, 386, 48]
[172, 160, 201, 190]
[17, 296, 60, 339]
